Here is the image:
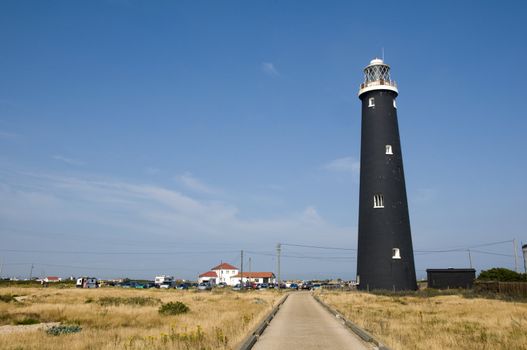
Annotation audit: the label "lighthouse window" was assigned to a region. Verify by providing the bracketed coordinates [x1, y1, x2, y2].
[393, 99, 397, 109]
[373, 194, 384, 208]
[386, 145, 393, 155]
[368, 97, 375, 107]
[392, 248, 401, 259]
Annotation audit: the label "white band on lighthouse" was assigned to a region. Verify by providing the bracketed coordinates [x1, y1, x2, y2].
[358, 58, 399, 96]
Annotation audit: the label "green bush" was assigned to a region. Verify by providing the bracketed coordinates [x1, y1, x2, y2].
[477, 268, 527, 282]
[97, 296, 160, 307]
[46, 325, 82, 336]
[0, 294, 17, 303]
[159, 301, 190, 315]
[15, 318, 40, 325]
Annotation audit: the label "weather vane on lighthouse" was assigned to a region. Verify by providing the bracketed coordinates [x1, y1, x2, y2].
[356, 58, 417, 291]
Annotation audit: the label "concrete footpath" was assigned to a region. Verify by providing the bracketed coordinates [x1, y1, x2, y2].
[252, 292, 372, 350]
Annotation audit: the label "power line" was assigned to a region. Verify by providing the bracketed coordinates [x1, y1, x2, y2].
[2, 262, 201, 272]
[414, 239, 513, 253]
[246, 251, 355, 260]
[0, 249, 240, 255]
[281, 243, 356, 251]
[470, 249, 514, 257]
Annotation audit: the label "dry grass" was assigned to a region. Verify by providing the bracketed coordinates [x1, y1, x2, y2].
[319, 290, 527, 350]
[0, 287, 281, 349]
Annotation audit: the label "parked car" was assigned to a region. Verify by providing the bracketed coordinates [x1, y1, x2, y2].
[160, 282, 174, 289]
[127, 281, 141, 288]
[197, 283, 212, 291]
[176, 283, 189, 290]
[216, 282, 228, 288]
[301, 282, 313, 290]
[232, 284, 242, 291]
[289, 283, 299, 290]
[311, 283, 322, 290]
[260, 283, 269, 289]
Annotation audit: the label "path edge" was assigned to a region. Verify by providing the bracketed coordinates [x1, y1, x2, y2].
[237, 293, 290, 350]
[312, 293, 392, 350]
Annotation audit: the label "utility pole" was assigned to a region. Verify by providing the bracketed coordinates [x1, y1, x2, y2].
[29, 263, 34, 281]
[248, 257, 252, 285]
[276, 243, 281, 292]
[240, 250, 244, 290]
[513, 239, 519, 273]
[522, 241, 527, 274]
[0, 257, 4, 279]
[467, 249, 473, 269]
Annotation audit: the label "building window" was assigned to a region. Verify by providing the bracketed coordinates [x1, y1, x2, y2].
[373, 194, 384, 208]
[393, 99, 397, 109]
[368, 97, 375, 107]
[386, 145, 393, 155]
[392, 248, 401, 259]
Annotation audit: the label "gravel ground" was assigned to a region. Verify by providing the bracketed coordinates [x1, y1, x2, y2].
[0, 322, 60, 335]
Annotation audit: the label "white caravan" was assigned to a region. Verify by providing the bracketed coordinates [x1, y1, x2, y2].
[76, 277, 98, 288]
[154, 275, 174, 287]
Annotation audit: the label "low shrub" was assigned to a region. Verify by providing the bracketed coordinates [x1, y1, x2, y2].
[97, 296, 160, 307]
[478, 268, 527, 282]
[15, 318, 40, 325]
[46, 324, 82, 336]
[159, 301, 189, 315]
[12, 313, 41, 325]
[0, 294, 17, 303]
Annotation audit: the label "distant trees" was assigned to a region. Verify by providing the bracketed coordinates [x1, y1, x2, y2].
[477, 268, 527, 282]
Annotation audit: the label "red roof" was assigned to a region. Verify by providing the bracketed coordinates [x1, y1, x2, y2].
[233, 272, 275, 278]
[46, 276, 60, 281]
[199, 271, 217, 278]
[211, 262, 238, 271]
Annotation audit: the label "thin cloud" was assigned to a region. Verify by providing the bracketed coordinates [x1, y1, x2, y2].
[0, 170, 357, 279]
[0, 131, 19, 140]
[412, 188, 438, 204]
[261, 62, 280, 77]
[0, 171, 353, 243]
[302, 206, 323, 224]
[175, 172, 218, 194]
[145, 167, 160, 175]
[324, 156, 360, 174]
[52, 155, 85, 166]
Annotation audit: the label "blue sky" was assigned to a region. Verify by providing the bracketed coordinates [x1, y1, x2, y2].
[1, 1, 526, 280]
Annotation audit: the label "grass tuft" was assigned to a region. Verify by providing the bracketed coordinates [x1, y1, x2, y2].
[0, 294, 17, 303]
[97, 296, 160, 307]
[14, 318, 40, 325]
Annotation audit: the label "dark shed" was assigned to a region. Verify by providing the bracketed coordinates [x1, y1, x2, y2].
[426, 268, 476, 289]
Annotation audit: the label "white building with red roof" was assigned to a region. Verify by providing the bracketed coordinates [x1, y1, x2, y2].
[43, 276, 61, 283]
[198, 262, 239, 285]
[198, 270, 218, 285]
[231, 272, 276, 285]
[198, 263, 276, 286]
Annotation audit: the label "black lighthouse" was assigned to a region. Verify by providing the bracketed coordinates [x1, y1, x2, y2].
[356, 58, 417, 291]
